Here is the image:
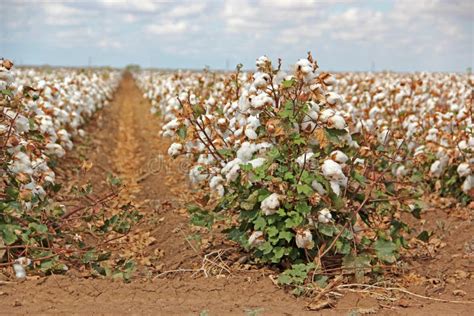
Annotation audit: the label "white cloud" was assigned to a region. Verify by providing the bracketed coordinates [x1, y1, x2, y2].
[146, 21, 188, 36]
[167, 2, 207, 18]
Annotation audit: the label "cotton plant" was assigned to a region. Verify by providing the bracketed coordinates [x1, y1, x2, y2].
[1, 59, 121, 269]
[139, 53, 417, 267]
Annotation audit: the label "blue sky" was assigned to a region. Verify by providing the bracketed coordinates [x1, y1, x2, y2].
[1, 0, 473, 71]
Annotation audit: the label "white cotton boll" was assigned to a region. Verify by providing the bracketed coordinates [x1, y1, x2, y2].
[311, 180, 327, 195]
[261, 193, 280, 216]
[0, 123, 7, 134]
[256, 56, 270, 70]
[430, 160, 445, 178]
[237, 142, 256, 162]
[296, 152, 314, 168]
[250, 93, 274, 110]
[45, 143, 65, 158]
[330, 150, 348, 164]
[15, 115, 30, 133]
[458, 140, 468, 151]
[395, 165, 407, 178]
[323, 74, 337, 86]
[226, 164, 241, 182]
[318, 208, 332, 223]
[296, 59, 313, 74]
[319, 109, 335, 123]
[322, 159, 345, 181]
[373, 92, 385, 102]
[296, 229, 313, 249]
[246, 115, 261, 129]
[168, 143, 183, 158]
[253, 72, 270, 89]
[301, 120, 316, 132]
[326, 92, 343, 107]
[209, 175, 225, 197]
[245, 128, 258, 140]
[78, 129, 86, 137]
[221, 158, 242, 175]
[457, 163, 471, 178]
[414, 145, 425, 157]
[13, 263, 26, 279]
[248, 230, 264, 247]
[378, 129, 390, 145]
[189, 166, 207, 184]
[327, 114, 346, 130]
[248, 157, 266, 169]
[9, 152, 33, 175]
[462, 175, 473, 194]
[330, 180, 341, 195]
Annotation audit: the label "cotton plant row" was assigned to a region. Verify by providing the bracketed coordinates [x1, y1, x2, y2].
[1, 59, 120, 269]
[136, 54, 418, 268]
[329, 72, 473, 201]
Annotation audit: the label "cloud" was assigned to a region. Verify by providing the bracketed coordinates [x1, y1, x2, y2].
[2, 0, 472, 71]
[145, 21, 189, 36]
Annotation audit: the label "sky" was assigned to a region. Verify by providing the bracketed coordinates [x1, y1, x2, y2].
[1, 0, 473, 71]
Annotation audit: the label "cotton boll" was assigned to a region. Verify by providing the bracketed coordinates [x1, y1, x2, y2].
[295, 229, 313, 249]
[256, 56, 271, 70]
[248, 230, 264, 247]
[296, 152, 314, 168]
[168, 142, 183, 158]
[13, 263, 26, 279]
[330, 181, 341, 195]
[319, 109, 335, 123]
[326, 92, 343, 107]
[250, 93, 274, 110]
[322, 159, 347, 183]
[15, 115, 30, 133]
[44, 143, 65, 158]
[301, 120, 316, 133]
[189, 165, 208, 184]
[237, 142, 256, 162]
[330, 150, 348, 164]
[245, 128, 258, 140]
[311, 180, 327, 195]
[248, 157, 266, 169]
[322, 74, 337, 86]
[318, 208, 332, 223]
[252, 72, 270, 89]
[462, 175, 473, 195]
[209, 175, 225, 197]
[395, 165, 408, 178]
[457, 163, 471, 178]
[378, 129, 390, 145]
[261, 193, 280, 216]
[430, 160, 445, 178]
[296, 59, 313, 74]
[327, 114, 346, 130]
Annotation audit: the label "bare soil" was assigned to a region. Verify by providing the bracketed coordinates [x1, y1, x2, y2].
[0, 74, 472, 315]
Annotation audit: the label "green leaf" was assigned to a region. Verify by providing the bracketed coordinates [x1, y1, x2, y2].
[190, 211, 214, 230]
[318, 224, 336, 237]
[285, 213, 303, 228]
[342, 254, 371, 282]
[177, 126, 187, 140]
[0, 225, 19, 245]
[1, 89, 13, 97]
[282, 79, 296, 88]
[266, 226, 279, 238]
[416, 230, 432, 242]
[253, 216, 266, 231]
[295, 201, 311, 214]
[374, 239, 398, 263]
[278, 230, 293, 242]
[296, 184, 313, 197]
